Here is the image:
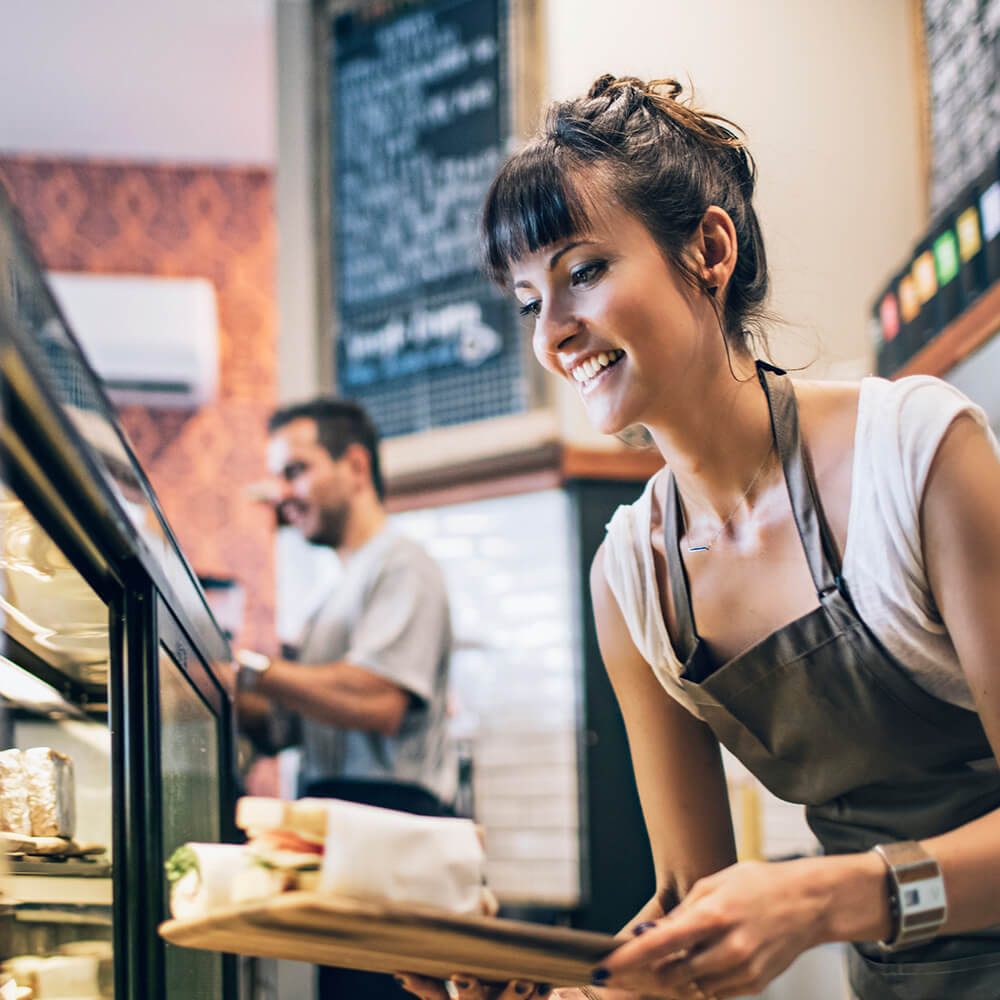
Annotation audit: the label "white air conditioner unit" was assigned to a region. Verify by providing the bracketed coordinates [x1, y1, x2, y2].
[47, 272, 219, 409]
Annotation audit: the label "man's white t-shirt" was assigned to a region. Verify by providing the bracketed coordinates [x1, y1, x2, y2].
[291, 527, 457, 805]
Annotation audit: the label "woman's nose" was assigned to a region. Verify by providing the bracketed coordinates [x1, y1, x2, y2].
[536, 298, 580, 354]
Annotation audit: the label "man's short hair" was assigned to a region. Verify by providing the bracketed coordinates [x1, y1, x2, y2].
[268, 397, 385, 501]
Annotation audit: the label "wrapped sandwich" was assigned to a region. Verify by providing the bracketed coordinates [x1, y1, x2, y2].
[165, 804, 339, 918]
[0, 748, 75, 841]
[166, 796, 495, 919]
[22, 748, 75, 839]
[0, 750, 30, 836]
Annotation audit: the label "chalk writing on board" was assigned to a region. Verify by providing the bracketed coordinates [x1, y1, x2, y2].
[339, 298, 503, 386]
[334, 3, 502, 315]
[329, 0, 526, 436]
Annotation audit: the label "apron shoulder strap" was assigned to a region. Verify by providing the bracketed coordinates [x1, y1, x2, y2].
[756, 362, 842, 598]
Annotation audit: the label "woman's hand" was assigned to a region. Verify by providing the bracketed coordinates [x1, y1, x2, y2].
[395, 974, 550, 1000]
[591, 859, 833, 1000]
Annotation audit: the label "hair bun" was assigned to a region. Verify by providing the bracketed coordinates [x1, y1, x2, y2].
[586, 74, 685, 107]
[587, 74, 620, 100]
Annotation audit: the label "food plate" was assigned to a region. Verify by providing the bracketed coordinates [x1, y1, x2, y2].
[159, 891, 617, 986]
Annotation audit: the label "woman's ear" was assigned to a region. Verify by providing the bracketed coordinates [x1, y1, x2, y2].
[697, 206, 738, 295]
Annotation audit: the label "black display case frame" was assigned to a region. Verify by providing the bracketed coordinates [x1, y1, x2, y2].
[0, 181, 238, 1000]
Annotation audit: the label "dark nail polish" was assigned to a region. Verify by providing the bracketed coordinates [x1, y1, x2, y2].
[632, 921, 657, 935]
[453, 981, 471, 990]
[591, 967, 610, 985]
[513, 985, 529, 996]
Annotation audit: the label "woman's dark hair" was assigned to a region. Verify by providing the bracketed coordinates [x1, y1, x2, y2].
[482, 74, 770, 354]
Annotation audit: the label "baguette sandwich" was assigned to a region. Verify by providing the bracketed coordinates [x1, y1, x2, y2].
[166, 796, 496, 919]
[166, 798, 366, 917]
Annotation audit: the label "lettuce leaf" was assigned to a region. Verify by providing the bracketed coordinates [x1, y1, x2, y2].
[165, 845, 199, 887]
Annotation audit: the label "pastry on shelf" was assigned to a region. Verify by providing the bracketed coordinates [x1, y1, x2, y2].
[0, 749, 76, 841]
[0, 749, 31, 836]
[22, 749, 75, 839]
[1, 955, 98, 1000]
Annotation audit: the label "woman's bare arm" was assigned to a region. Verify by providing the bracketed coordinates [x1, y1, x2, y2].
[917, 413, 1000, 936]
[590, 543, 737, 921]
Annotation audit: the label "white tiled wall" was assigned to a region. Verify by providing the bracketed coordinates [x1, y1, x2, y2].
[393, 489, 582, 907]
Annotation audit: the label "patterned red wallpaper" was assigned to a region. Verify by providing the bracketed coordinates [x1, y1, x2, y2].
[0, 156, 277, 651]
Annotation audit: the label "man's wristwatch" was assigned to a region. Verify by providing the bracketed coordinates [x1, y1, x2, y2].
[235, 649, 272, 693]
[871, 841, 947, 951]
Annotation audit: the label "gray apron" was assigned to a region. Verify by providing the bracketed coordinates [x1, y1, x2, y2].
[662, 363, 1000, 999]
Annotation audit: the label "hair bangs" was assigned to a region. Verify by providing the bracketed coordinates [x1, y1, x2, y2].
[481, 144, 591, 286]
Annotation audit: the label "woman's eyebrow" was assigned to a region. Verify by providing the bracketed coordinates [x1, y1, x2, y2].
[513, 240, 596, 288]
[549, 240, 594, 269]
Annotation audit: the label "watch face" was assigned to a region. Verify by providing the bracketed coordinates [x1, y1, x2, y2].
[238, 650, 270, 673]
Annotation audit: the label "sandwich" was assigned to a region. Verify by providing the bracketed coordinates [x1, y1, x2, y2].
[0, 749, 30, 837]
[165, 799, 328, 918]
[235, 796, 324, 899]
[166, 796, 495, 919]
[0, 747, 75, 841]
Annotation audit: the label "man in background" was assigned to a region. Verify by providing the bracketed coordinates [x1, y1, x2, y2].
[235, 396, 456, 999]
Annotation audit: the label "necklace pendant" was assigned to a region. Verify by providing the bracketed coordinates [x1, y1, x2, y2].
[688, 544, 711, 553]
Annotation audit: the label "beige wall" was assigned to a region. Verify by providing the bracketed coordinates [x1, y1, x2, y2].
[543, 0, 926, 444]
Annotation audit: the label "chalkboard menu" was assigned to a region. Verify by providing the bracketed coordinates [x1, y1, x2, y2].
[328, 0, 528, 439]
[923, 0, 1000, 217]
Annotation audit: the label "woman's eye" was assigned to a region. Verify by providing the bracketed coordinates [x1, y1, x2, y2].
[570, 261, 606, 286]
[518, 299, 541, 318]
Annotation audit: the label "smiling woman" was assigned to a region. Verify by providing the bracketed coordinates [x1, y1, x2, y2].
[399, 74, 1000, 1000]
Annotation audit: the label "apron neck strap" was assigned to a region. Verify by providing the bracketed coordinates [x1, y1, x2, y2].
[663, 362, 843, 653]
[757, 362, 842, 597]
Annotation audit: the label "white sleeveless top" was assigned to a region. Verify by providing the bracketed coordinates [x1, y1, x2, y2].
[602, 375, 999, 715]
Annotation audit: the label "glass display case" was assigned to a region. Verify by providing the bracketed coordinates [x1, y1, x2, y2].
[0, 183, 237, 999]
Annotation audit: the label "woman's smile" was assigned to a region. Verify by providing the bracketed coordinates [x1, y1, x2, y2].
[572, 348, 627, 392]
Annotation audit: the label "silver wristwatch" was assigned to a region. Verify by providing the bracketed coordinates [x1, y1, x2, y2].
[871, 841, 947, 951]
[235, 649, 272, 693]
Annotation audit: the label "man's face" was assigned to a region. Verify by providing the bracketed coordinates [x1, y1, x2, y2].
[267, 417, 351, 549]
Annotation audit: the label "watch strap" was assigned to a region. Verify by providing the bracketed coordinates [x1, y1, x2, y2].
[872, 841, 947, 951]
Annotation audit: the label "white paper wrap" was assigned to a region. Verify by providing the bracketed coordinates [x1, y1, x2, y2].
[315, 799, 486, 914]
[171, 843, 251, 919]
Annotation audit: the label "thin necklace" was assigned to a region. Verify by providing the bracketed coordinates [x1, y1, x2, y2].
[680, 441, 774, 553]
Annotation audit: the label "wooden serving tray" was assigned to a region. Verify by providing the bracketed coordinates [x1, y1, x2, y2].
[159, 891, 617, 986]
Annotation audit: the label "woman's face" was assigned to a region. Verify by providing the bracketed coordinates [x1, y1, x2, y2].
[509, 202, 714, 436]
